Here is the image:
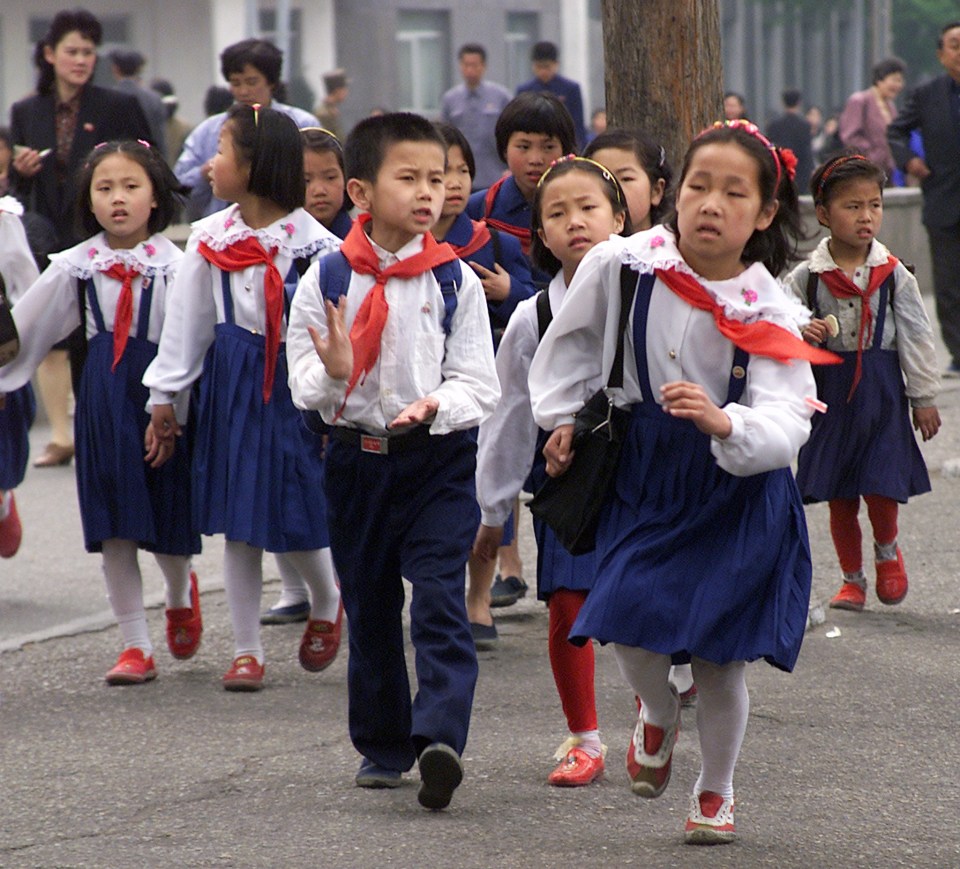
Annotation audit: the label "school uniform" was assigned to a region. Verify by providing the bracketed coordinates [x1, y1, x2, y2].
[327, 209, 354, 241]
[143, 206, 339, 552]
[0, 203, 40, 491]
[477, 273, 595, 599]
[784, 238, 939, 504]
[529, 228, 817, 673]
[0, 232, 198, 555]
[287, 217, 500, 772]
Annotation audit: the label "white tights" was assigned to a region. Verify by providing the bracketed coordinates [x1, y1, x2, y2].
[223, 540, 340, 662]
[613, 644, 748, 799]
[101, 538, 192, 654]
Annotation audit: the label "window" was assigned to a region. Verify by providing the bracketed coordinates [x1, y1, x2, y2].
[396, 10, 450, 115]
[259, 8, 313, 110]
[505, 11, 539, 91]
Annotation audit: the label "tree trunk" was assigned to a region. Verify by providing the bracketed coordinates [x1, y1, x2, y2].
[601, 0, 724, 170]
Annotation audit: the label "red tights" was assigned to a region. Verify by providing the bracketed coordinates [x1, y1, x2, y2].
[828, 495, 899, 573]
[548, 588, 597, 733]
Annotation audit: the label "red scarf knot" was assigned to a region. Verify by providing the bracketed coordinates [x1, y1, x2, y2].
[450, 219, 492, 260]
[198, 236, 283, 403]
[101, 262, 142, 372]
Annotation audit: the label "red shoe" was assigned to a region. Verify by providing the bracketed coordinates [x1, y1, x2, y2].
[0, 492, 22, 558]
[684, 790, 737, 845]
[626, 686, 680, 798]
[548, 746, 605, 787]
[223, 655, 264, 691]
[166, 571, 202, 659]
[299, 604, 343, 672]
[876, 548, 908, 605]
[679, 684, 698, 707]
[105, 648, 157, 686]
[829, 581, 866, 611]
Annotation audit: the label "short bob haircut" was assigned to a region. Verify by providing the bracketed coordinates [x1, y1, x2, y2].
[220, 38, 283, 88]
[433, 121, 476, 181]
[35, 8, 102, 96]
[810, 150, 887, 207]
[224, 103, 305, 213]
[871, 56, 906, 84]
[75, 139, 184, 238]
[494, 91, 576, 163]
[343, 112, 446, 184]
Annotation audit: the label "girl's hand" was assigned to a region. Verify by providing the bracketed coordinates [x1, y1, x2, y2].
[12, 146, 43, 178]
[473, 523, 504, 562]
[660, 381, 732, 438]
[913, 405, 941, 441]
[308, 297, 353, 381]
[543, 424, 575, 477]
[802, 318, 828, 345]
[468, 261, 511, 303]
[389, 396, 439, 430]
[148, 404, 181, 467]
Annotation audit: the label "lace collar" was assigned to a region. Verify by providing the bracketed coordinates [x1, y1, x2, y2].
[193, 205, 340, 259]
[50, 233, 182, 279]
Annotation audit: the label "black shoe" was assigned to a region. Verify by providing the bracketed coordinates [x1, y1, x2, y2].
[490, 574, 528, 608]
[356, 758, 402, 789]
[470, 621, 498, 651]
[260, 600, 310, 624]
[417, 743, 463, 810]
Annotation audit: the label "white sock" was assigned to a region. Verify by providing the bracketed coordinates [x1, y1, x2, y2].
[154, 554, 192, 609]
[0, 490, 11, 521]
[223, 540, 264, 663]
[669, 663, 695, 695]
[272, 553, 310, 608]
[276, 548, 340, 622]
[612, 644, 676, 728]
[692, 657, 748, 799]
[572, 729, 603, 758]
[102, 539, 151, 654]
[843, 569, 867, 588]
[874, 539, 898, 562]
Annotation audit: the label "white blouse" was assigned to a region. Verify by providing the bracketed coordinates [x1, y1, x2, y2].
[0, 200, 40, 304]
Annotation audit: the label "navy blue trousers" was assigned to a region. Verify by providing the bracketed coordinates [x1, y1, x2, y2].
[324, 429, 479, 772]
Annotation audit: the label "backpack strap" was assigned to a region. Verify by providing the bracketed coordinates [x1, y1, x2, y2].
[608, 265, 642, 389]
[317, 249, 352, 304]
[535, 288, 553, 343]
[488, 223, 503, 265]
[433, 258, 462, 335]
[805, 268, 819, 315]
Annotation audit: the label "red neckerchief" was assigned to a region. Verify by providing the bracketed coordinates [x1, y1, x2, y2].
[198, 237, 283, 403]
[338, 213, 457, 402]
[654, 267, 842, 366]
[100, 263, 141, 372]
[817, 255, 898, 399]
[450, 219, 492, 260]
[483, 176, 531, 254]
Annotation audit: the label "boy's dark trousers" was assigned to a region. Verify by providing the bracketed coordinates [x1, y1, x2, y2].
[323, 428, 480, 773]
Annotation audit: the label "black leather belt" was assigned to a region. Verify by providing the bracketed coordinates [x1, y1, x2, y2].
[329, 425, 433, 455]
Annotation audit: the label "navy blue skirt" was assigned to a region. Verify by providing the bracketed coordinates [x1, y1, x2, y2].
[570, 401, 812, 673]
[796, 348, 930, 503]
[75, 332, 200, 555]
[193, 323, 329, 552]
[0, 384, 35, 489]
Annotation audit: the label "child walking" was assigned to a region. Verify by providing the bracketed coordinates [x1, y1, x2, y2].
[785, 153, 941, 611]
[286, 113, 499, 810]
[145, 105, 343, 691]
[529, 120, 839, 844]
[0, 197, 41, 558]
[0, 141, 202, 683]
[474, 155, 629, 786]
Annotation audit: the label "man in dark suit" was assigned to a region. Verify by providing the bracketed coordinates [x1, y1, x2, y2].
[765, 89, 815, 191]
[516, 41, 586, 150]
[888, 21, 960, 373]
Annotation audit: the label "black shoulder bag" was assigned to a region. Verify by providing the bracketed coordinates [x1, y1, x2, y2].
[527, 265, 639, 555]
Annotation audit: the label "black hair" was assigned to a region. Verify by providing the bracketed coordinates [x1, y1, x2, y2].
[530, 157, 631, 276]
[224, 103, 304, 213]
[666, 123, 802, 277]
[75, 139, 184, 238]
[494, 92, 577, 162]
[458, 43, 486, 62]
[204, 85, 234, 117]
[343, 112, 446, 184]
[810, 151, 887, 207]
[782, 89, 803, 109]
[34, 8, 102, 95]
[220, 38, 282, 88]
[938, 21, 960, 48]
[433, 121, 476, 180]
[110, 49, 144, 77]
[583, 128, 674, 225]
[871, 56, 906, 84]
[531, 41, 558, 63]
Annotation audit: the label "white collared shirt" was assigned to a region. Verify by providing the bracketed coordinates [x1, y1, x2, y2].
[0, 201, 39, 305]
[287, 232, 500, 436]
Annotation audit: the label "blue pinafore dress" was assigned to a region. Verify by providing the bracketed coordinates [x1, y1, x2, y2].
[569, 271, 812, 672]
[795, 274, 930, 504]
[75, 277, 199, 555]
[0, 384, 35, 490]
[192, 263, 329, 553]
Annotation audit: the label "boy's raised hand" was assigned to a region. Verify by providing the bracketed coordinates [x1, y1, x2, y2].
[308, 296, 353, 381]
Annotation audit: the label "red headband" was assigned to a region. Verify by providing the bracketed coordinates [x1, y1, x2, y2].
[815, 154, 870, 202]
[699, 119, 797, 187]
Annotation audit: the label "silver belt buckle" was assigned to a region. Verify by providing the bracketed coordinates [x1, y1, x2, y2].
[360, 434, 388, 454]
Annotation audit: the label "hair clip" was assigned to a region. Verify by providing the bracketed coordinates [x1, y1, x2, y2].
[137, 139, 151, 149]
[701, 119, 791, 187]
[658, 146, 666, 169]
[300, 126, 343, 149]
[94, 141, 108, 149]
[252, 102, 261, 125]
[815, 154, 869, 202]
[537, 154, 623, 202]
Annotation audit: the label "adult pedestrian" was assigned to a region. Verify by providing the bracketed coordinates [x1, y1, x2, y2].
[8, 8, 152, 469]
[888, 22, 960, 374]
[839, 57, 906, 181]
[516, 41, 586, 149]
[109, 49, 168, 159]
[314, 69, 350, 140]
[765, 89, 815, 190]
[441, 44, 512, 190]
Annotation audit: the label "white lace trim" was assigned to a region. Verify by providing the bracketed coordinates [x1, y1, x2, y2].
[193, 205, 339, 259]
[49, 233, 181, 279]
